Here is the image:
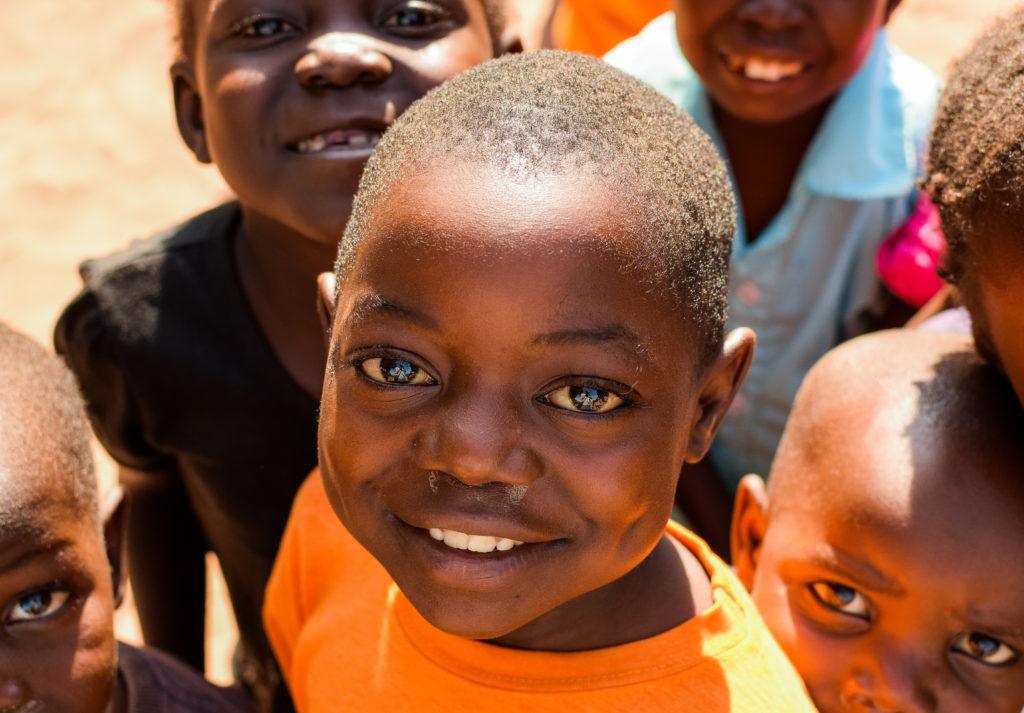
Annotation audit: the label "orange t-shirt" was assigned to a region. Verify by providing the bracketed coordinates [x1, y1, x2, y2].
[552, 0, 672, 57]
[265, 472, 818, 712]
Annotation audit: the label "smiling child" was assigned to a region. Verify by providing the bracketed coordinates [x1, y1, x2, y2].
[924, 6, 1024, 405]
[53, 0, 517, 706]
[263, 50, 817, 712]
[0, 321, 251, 713]
[732, 330, 1024, 712]
[606, 0, 940, 548]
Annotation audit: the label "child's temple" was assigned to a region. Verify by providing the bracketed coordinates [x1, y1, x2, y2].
[2, 2, 1022, 712]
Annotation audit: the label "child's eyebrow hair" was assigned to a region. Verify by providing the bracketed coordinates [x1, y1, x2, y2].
[0, 539, 72, 575]
[532, 325, 651, 361]
[798, 547, 904, 596]
[345, 293, 439, 330]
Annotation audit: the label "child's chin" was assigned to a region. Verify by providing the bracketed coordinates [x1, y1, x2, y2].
[408, 592, 537, 641]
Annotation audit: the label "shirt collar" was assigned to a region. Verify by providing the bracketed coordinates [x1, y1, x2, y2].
[652, 21, 926, 201]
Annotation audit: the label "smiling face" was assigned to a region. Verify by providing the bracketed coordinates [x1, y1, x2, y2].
[733, 334, 1024, 712]
[672, 0, 897, 124]
[319, 158, 748, 645]
[0, 480, 118, 713]
[174, 0, 500, 246]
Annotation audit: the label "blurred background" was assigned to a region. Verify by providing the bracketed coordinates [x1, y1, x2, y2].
[1, 0, 1018, 684]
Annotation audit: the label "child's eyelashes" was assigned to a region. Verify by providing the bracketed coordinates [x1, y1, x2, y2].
[4, 585, 72, 626]
[807, 581, 871, 621]
[950, 632, 1019, 668]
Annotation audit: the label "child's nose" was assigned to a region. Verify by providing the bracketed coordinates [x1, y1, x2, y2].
[295, 34, 393, 89]
[0, 676, 32, 709]
[843, 645, 938, 713]
[734, 0, 809, 33]
[418, 386, 542, 488]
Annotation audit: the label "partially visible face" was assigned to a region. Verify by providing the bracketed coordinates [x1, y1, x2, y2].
[966, 231, 1024, 405]
[738, 408, 1024, 712]
[319, 159, 717, 642]
[672, 0, 895, 124]
[0, 493, 116, 713]
[176, 0, 498, 245]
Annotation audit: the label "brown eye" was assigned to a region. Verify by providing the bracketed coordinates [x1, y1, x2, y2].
[808, 581, 870, 620]
[236, 17, 297, 38]
[383, 2, 448, 29]
[542, 385, 624, 414]
[358, 357, 435, 386]
[951, 632, 1018, 667]
[7, 589, 71, 623]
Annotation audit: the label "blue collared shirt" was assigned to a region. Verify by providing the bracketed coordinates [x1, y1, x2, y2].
[607, 14, 939, 486]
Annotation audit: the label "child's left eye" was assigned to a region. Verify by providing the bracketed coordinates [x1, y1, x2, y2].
[358, 357, 436, 386]
[383, 2, 449, 29]
[7, 589, 71, 624]
[541, 385, 624, 414]
[951, 632, 1019, 667]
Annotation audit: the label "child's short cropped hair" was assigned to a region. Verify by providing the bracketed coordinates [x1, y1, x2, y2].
[926, 6, 1024, 290]
[0, 322, 96, 518]
[337, 49, 735, 364]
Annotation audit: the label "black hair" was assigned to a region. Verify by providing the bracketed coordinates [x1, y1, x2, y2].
[169, 0, 507, 61]
[925, 7, 1024, 308]
[0, 321, 97, 523]
[336, 50, 735, 365]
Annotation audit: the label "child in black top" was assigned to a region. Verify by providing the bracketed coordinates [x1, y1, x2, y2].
[0, 321, 251, 713]
[54, 1, 519, 708]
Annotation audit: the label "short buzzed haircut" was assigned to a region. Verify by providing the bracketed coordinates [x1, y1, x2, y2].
[925, 6, 1024, 294]
[337, 50, 735, 365]
[169, 0, 508, 61]
[0, 321, 97, 520]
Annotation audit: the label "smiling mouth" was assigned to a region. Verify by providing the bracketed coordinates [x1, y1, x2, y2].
[427, 527, 526, 554]
[723, 53, 809, 82]
[290, 128, 382, 155]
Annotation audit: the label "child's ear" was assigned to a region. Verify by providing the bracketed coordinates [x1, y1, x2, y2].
[316, 272, 338, 351]
[100, 485, 129, 608]
[171, 60, 211, 164]
[731, 474, 769, 591]
[684, 327, 755, 462]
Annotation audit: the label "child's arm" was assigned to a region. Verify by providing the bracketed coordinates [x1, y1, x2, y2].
[120, 465, 208, 672]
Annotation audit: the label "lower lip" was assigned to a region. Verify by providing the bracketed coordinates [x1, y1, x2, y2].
[391, 515, 566, 593]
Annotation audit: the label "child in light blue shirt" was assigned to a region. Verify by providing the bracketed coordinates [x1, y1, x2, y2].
[606, 3, 938, 546]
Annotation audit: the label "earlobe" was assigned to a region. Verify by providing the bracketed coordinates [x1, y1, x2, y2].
[684, 327, 756, 462]
[100, 485, 129, 608]
[316, 272, 338, 351]
[171, 61, 211, 164]
[731, 474, 769, 590]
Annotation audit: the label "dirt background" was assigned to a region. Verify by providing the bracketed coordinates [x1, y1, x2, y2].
[1, 0, 1019, 684]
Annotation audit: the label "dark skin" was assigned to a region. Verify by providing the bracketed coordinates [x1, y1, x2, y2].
[317, 159, 754, 648]
[133, 0, 515, 670]
[0, 475, 128, 713]
[669, 0, 903, 549]
[732, 331, 1024, 712]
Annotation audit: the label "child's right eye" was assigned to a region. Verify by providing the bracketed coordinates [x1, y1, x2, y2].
[807, 581, 871, 621]
[233, 16, 298, 39]
[5, 588, 71, 625]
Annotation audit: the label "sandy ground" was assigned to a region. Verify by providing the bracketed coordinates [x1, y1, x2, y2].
[1, 0, 1019, 685]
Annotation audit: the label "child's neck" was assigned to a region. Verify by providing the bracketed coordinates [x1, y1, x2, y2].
[235, 208, 337, 398]
[490, 533, 712, 652]
[713, 99, 832, 242]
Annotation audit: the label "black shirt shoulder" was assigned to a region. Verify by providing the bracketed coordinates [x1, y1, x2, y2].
[119, 643, 254, 713]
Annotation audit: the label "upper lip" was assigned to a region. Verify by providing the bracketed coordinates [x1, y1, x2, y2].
[284, 115, 390, 149]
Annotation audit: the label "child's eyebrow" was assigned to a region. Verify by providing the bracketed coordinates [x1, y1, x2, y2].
[0, 539, 72, 575]
[532, 324, 650, 361]
[345, 293, 440, 330]
[799, 546, 904, 596]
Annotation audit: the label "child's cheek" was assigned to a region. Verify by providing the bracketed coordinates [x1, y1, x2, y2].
[64, 596, 117, 713]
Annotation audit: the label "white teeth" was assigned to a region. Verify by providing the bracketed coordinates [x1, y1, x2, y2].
[740, 57, 805, 82]
[428, 528, 525, 554]
[295, 129, 380, 154]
